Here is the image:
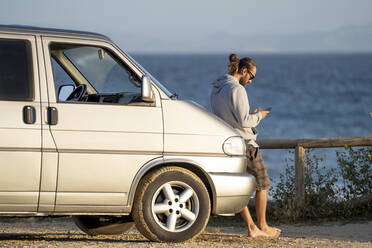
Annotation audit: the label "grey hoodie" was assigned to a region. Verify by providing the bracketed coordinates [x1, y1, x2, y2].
[210, 74, 262, 147]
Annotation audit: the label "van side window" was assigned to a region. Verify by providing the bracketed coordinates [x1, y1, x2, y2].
[51, 57, 77, 101]
[50, 43, 144, 105]
[0, 39, 33, 101]
[51, 57, 76, 91]
[64, 46, 140, 94]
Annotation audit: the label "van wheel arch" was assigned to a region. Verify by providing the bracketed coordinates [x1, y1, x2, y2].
[132, 163, 216, 215]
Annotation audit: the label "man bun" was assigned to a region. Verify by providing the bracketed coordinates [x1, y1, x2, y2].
[229, 53, 239, 63]
[228, 53, 240, 75]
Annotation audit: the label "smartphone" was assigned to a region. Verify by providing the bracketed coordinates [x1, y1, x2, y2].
[264, 107, 272, 111]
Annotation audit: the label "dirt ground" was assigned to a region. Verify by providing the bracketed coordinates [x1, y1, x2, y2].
[0, 217, 371, 248]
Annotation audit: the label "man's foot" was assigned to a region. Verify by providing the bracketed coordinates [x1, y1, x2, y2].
[259, 225, 281, 238]
[248, 225, 271, 238]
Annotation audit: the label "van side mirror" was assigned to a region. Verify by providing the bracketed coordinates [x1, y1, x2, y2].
[141, 76, 154, 102]
[58, 84, 75, 101]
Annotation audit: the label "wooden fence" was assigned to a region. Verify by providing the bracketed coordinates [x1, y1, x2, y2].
[257, 136, 372, 200]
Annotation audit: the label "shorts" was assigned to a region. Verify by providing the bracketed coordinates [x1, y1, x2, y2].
[245, 142, 271, 191]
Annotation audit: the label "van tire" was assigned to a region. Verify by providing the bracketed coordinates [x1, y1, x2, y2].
[73, 215, 134, 235]
[132, 166, 210, 242]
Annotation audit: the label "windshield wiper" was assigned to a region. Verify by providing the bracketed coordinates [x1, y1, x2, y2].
[170, 93, 179, 99]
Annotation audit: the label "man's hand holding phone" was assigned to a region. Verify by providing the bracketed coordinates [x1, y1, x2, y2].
[251, 107, 271, 119]
[252, 107, 271, 119]
[259, 109, 270, 119]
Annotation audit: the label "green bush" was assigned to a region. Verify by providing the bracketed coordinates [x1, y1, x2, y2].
[269, 146, 372, 223]
[337, 146, 372, 201]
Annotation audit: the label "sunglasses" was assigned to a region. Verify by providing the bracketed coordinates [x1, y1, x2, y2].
[247, 70, 255, 80]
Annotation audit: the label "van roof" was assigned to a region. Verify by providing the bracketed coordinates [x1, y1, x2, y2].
[0, 25, 111, 42]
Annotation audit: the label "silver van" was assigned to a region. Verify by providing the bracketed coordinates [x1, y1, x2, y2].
[0, 25, 256, 242]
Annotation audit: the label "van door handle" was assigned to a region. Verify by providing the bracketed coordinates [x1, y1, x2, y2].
[23, 106, 36, 124]
[47, 107, 58, 125]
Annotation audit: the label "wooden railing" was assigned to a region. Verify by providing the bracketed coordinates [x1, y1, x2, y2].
[257, 136, 372, 200]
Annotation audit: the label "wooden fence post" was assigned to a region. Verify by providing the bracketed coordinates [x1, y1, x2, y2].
[295, 145, 305, 201]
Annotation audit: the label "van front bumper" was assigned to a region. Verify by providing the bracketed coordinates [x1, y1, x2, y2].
[209, 173, 256, 214]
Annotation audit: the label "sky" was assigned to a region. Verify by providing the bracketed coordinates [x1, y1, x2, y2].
[1, 0, 372, 53]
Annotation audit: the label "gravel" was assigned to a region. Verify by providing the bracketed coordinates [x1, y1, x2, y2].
[0, 217, 371, 248]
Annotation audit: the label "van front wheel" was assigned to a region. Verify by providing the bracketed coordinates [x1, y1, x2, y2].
[132, 167, 210, 242]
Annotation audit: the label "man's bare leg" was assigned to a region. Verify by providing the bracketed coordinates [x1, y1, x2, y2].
[255, 189, 281, 237]
[240, 206, 270, 238]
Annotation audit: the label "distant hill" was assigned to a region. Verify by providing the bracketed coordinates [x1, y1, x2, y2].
[114, 25, 372, 53]
[229, 25, 372, 53]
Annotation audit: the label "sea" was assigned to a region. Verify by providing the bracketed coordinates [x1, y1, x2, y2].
[132, 53, 372, 183]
